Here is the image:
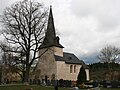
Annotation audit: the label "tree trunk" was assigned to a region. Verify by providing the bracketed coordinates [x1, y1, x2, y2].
[24, 65, 30, 83]
[24, 53, 30, 83]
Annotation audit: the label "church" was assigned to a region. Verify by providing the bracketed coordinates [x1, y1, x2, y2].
[36, 6, 89, 83]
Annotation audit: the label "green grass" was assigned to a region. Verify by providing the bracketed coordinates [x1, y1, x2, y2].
[0, 85, 119, 90]
[100, 88, 120, 90]
[0, 84, 70, 90]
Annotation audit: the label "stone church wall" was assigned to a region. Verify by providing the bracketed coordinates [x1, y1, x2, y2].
[36, 48, 57, 80]
[85, 69, 90, 81]
[54, 47, 63, 57]
[56, 61, 82, 81]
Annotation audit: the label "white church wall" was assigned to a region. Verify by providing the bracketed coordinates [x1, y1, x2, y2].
[53, 46, 63, 57]
[85, 69, 90, 81]
[37, 48, 57, 80]
[56, 61, 82, 81]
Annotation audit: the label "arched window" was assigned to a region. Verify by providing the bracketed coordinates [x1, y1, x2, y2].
[74, 65, 76, 73]
[70, 65, 73, 73]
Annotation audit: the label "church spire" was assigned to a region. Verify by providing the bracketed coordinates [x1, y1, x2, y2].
[40, 6, 64, 49]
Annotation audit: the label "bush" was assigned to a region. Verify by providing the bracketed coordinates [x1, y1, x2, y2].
[58, 79, 71, 87]
[77, 66, 86, 85]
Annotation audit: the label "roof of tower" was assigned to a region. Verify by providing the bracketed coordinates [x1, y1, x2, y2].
[39, 6, 64, 49]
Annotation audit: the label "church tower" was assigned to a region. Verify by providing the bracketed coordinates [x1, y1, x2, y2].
[39, 6, 64, 56]
[36, 6, 64, 80]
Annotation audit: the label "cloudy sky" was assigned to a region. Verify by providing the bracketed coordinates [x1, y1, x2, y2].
[1, 0, 120, 64]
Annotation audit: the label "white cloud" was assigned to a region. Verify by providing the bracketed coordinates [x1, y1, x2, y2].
[1, 0, 120, 63]
[71, 0, 120, 30]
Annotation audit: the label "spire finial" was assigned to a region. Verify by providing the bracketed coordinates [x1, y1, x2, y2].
[50, 5, 52, 11]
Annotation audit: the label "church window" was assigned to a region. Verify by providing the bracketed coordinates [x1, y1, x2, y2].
[70, 65, 73, 73]
[74, 65, 76, 73]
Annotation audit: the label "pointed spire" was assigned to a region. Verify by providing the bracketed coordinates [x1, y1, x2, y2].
[40, 6, 64, 49]
[45, 5, 56, 42]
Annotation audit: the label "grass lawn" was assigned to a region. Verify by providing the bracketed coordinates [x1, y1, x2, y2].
[0, 85, 119, 90]
[100, 88, 120, 90]
[0, 84, 70, 90]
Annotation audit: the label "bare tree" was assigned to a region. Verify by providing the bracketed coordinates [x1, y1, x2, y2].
[1, 0, 48, 82]
[0, 42, 27, 82]
[98, 45, 120, 80]
[98, 45, 120, 63]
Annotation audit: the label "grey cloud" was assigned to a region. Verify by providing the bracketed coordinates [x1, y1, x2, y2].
[1, 0, 120, 64]
[80, 51, 100, 64]
[70, 0, 100, 17]
[70, 0, 120, 31]
[0, 0, 20, 14]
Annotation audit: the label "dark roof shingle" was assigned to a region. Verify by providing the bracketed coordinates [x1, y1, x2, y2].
[54, 52, 89, 69]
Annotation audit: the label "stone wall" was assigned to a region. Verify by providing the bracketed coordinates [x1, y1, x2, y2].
[36, 46, 89, 82]
[85, 69, 90, 81]
[53, 47, 63, 57]
[37, 47, 57, 80]
[56, 61, 82, 81]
